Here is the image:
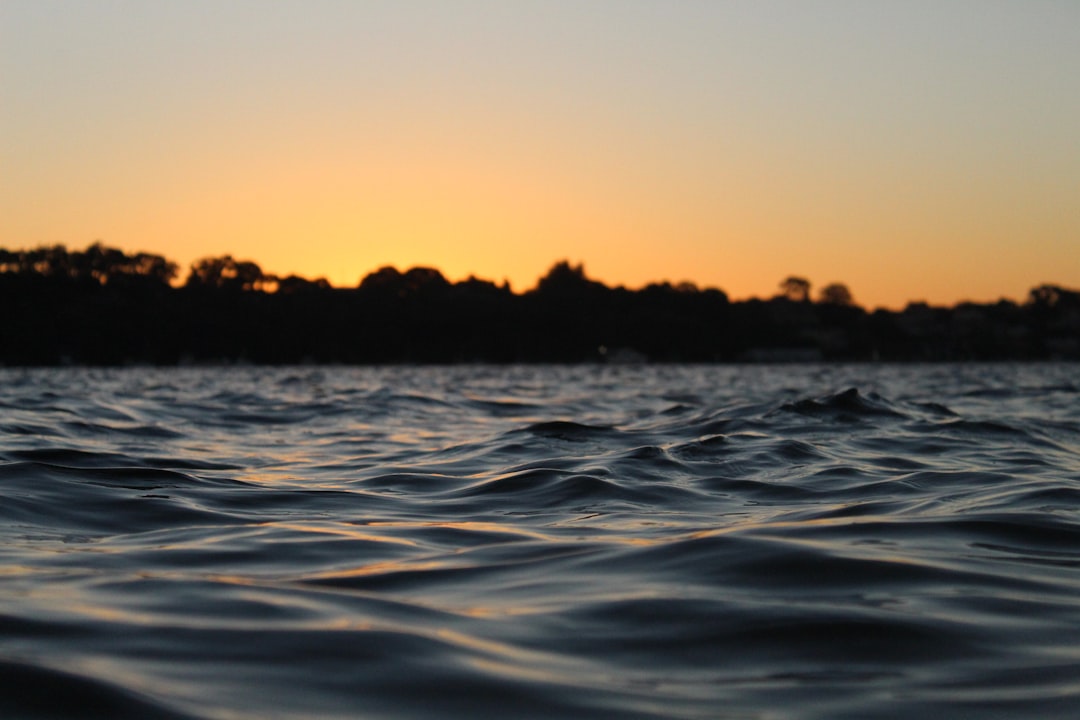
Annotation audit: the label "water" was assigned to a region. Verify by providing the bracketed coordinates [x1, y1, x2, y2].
[1, 363, 1078, 719]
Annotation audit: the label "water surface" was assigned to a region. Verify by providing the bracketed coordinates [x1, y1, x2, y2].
[1, 364, 1079, 718]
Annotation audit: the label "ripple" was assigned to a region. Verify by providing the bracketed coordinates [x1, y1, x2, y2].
[0, 363, 1078, 720]
[0, 659, 195, 720]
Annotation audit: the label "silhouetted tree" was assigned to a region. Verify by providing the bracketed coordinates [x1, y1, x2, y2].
[779, 276, 811, 303]
[535, 260, 589, 293]
[0, 243, 176, 287]
[401, 267, 450, 296]
[82, 243, 177, 287]
[357, 265, 449, 298]
[186, 255, 268, 291]
[3, 241, 1077, 364]
[358, 266, 405, 294]
[1027, 284, 1069, 309]
[818, 282, 854, 306]
[275, 274, 331, 295]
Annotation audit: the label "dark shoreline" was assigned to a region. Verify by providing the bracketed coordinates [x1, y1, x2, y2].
[3, 244, 1077, 366]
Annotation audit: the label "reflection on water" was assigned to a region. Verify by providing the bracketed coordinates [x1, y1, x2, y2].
[1, 364, 1079, 719]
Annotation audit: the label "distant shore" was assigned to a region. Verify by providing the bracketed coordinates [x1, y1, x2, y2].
[2, 244, 1077, 365]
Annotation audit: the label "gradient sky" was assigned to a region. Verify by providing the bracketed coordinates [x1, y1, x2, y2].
[3, 1, 1078, 308]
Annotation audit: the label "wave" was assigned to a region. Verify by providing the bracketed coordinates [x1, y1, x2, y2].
[0, 659, 195, 720]
[0, 364, 1078, 719]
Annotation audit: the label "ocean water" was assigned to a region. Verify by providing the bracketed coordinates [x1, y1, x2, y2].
[1, 363, 1078, 719]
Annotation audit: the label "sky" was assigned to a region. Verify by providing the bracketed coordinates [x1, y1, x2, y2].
[2, 0, 1078, 309]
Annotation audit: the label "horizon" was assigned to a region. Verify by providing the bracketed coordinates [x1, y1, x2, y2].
[3, 1, 1078, 310]
[4, 240, 1071, 312]
[142, 244, 1078, 311]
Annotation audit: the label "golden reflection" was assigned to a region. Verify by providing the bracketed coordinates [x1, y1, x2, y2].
[433, 628, 584, 686]
[436, 628, 577, 674]
[435, 627, 521, 656]
[360, 519, 552, 541]
[455, 605, 542, 619]
[322, 617, 374, 631]
[264, 521, 419, 546]
[203, 573, 259, 587]
[680, 510, 894, 541]
[69, 603, 139, 623]
[0, 564, 41, 576]
[304, 559, 445, 581]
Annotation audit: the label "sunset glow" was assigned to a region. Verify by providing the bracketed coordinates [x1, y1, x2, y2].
[3, 1, 1078, 308]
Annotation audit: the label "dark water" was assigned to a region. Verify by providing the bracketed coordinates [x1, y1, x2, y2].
[1, 364, 1078, 719]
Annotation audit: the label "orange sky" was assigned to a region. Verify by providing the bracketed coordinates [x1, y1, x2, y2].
[2, 1, 1078, 309]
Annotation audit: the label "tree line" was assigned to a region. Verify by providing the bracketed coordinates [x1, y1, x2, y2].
[1, 243, 1077, 365]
